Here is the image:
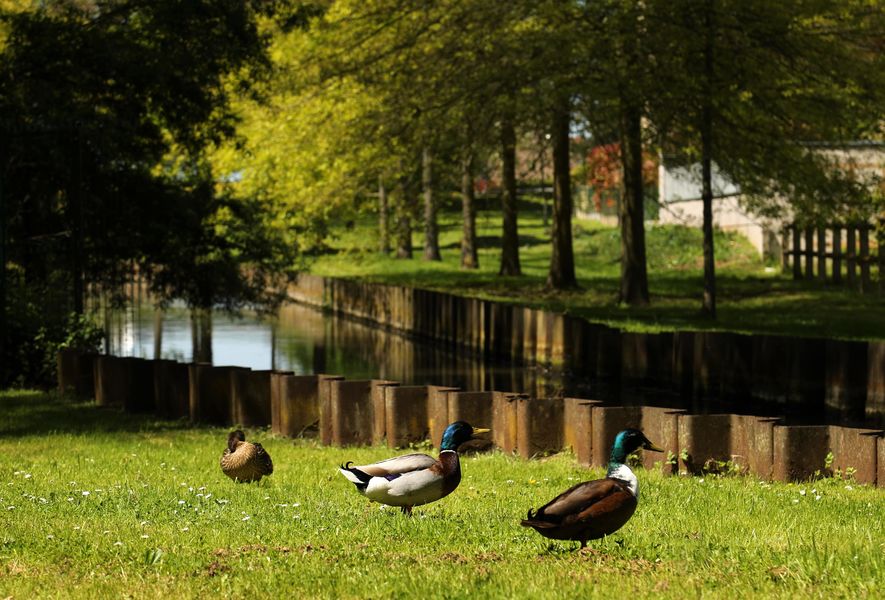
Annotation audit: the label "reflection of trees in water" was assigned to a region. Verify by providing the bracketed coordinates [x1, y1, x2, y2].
[190, 309, 212, 363]
[285, 303, 561, 397]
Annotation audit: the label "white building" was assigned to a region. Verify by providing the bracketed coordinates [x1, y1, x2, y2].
[656, 161, 782, 259]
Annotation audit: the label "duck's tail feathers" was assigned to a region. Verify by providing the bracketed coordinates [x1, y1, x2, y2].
[520, 518, 557, 529]
[338, 462, 372, 491]
[521, 508, 556, 529]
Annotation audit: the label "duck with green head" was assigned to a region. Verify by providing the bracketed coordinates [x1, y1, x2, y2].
[338, 421, 490, 515]
[521, 429, 663, 548]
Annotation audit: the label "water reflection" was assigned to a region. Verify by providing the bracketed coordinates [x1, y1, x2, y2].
[104, 302, 575, 398]
[104, 301, 877, 427]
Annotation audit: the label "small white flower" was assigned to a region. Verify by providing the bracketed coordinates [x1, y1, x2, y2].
[242, 515, 251, 521]
[73, 526, 80, 530]
[178, 500, 185, 505]
[114, 541, 122, 546]
[198, 486, 206, 491]
[140, 535, 149, 539]
[792, 499, 800, 504]
[799, 489, 806, 496]
[292, 502, 300, 507]
[24, 473, 32, 479]
[7, 506, 14, 510]
[205, 494, 212, 499]
[845, 485, 854, 491]
[264, 496, 270, 500]
[506, 480, 515, 484]
[698, 478, 705, 484]
[140, 521, 148, 526]
[181, 527, 189, 532]
[293, 515, 301, 520]
[46, 535, 54, 539]
[814, 495, 821, 501]
[82, 491, 90, 496]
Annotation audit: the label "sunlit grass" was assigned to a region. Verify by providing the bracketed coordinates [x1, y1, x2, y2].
[1, 391, 882, 598]
[310, 203, 885, 339]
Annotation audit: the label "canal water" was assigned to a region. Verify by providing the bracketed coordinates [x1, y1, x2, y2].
[104, 301, 586, 400]
[103, 300, 874, 426]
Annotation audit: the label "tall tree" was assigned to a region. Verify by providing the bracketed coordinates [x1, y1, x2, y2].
[652, 0, 885, 316]
[499, 115, 522, 276]
[422, 146, 441, 260]
[460, 148, 479, 269]
[547, 97, 577, 288]
[0, 0, 290, 385]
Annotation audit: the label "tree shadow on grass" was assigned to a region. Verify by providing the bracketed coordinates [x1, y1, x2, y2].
[439, 234, 549, 251]
[0, 390, 192, 438]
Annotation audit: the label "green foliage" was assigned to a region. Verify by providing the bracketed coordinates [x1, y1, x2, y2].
[1, 391, 882, 598]
[0, 1, 304, 385]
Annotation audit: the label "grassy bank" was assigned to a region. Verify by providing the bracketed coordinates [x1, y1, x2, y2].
[309, 205, 885, 339]
[1, 391, 882, 598]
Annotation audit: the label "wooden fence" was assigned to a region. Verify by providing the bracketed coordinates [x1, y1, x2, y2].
[782, 223, 883, 292]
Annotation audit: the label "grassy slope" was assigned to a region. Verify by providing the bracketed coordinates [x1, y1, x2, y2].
[309, 204, 885, 340]
[1, 391, 882, 599]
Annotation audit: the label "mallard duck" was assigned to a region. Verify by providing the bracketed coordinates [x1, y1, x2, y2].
[220, 430, 273, 483]
[338, 421, 490, 515]
[521, 428, 662, 549]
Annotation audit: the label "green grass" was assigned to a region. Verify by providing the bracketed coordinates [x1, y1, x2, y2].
[2, 391, 883, 598]
[310, 203, 885, 339]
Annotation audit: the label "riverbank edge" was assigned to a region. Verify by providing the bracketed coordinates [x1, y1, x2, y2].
[287, 273, 885, 429]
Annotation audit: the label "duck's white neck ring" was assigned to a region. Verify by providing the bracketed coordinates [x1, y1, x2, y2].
[607, 463, 639, 498]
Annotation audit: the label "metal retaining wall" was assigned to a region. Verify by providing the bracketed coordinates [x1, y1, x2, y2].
[288, 274, 885, 427]
[58, 349, 884, 487]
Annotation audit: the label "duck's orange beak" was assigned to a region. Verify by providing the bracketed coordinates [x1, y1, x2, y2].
[472, 427, 491, 435]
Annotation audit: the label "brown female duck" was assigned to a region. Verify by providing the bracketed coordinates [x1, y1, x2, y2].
[220, 430, 273, 483]
[521, 429, 662, 549]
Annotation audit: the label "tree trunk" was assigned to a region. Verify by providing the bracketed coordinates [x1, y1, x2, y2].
[378, 175, 390, 255]
[499, 116, 521, 276]
[617, 99, 650, 305]
[701, 0, 716, 318]
[71, 130, 84, 315]
[547, 100, 578, 290]
[191, 308, 212, 363]
[394, 174, 412, 259]
[0, 157, 6, 374]
[422, 147, 441, 261]
[153, 310, 163, 360]
[460, 151, 479, 269]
